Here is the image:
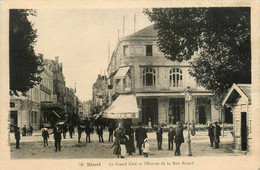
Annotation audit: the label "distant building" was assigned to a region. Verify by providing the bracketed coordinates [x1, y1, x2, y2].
[104, 25, 219, 126]
[222, 84, 251, 152]
[82, 100, 92, 118]
[92, 75, 108, 114]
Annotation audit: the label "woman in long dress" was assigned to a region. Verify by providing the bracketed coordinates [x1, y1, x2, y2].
[112, 123, 125, 158]
[125, 124, 135, 155]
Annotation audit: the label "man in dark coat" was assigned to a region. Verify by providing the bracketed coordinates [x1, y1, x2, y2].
[15, 127, 21, 149]
[174, 121, 186, 156]
[135, 122, 147, 155]
[29, 125, 33, 136]
[22, 125, 27, 136]
[53, 125, 62, 152]
[42, 127, 49, 147]
[62, 123, 67, 139]
[156, 125, 163, 150]
[168, 126, 175, 150]
[108, 123, 114, 142]
[96, 125, 104, 143]
[214, 121, 222, 148]
[68, 122, 74, 139]
[208, 122, 215, 147]
[85, 120, 92, 143]
[77, 125, 82, 143]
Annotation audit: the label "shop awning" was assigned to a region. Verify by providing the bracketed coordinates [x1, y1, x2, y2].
[114, 67, 130, 79]
[103, 94, 139, 119]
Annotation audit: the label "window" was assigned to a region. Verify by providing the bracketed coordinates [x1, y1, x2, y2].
[169, 68, 183, 87]
[123, 45, 128, 56]
[143, 68, 156, 86]
[146, 45, 153, 56]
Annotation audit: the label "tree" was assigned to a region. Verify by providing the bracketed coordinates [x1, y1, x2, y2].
[9, 9, 44, 96]
[144, 8, 251, 109]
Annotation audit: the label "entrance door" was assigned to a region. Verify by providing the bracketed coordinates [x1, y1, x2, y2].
[199, 106, 206, 124]
[10, 111, 18, 131]
[241, 112, 247, 151]
[142, 98, 158, 127]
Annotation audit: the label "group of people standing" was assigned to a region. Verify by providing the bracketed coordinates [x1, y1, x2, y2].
[155, 121, 186, 156]
[208, 121, 222, 148]
[22, 125, 33, 136]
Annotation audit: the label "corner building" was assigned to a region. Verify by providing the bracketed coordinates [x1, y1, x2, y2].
[107, 25, 219, 126]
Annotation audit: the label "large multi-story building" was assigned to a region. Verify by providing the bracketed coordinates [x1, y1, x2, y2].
[10, 59, 54, 130]
[105, 25, 219, 126]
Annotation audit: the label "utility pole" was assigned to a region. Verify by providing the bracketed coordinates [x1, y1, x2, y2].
[123, 16, 125, 38]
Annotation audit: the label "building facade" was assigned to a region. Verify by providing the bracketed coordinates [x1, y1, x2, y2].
[106, 25, 219, 126]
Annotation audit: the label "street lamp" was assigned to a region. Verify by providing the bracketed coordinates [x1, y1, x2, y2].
[184, 87, 192, 156]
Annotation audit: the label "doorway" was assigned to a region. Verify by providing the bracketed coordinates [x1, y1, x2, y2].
[10, 111, 18, 131]
[169, 98, 185, 124]
[241, 112, 247, 151]
[199, 106, 206, 124]
[141, 98, 158, 127]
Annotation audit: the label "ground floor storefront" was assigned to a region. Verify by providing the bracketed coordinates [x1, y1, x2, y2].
[132, 94, 220, 127]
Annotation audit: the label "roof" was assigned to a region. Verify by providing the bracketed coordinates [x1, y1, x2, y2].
[222, 83, 251, 106]
[124, 25, 158, 39]
[237, 84, 251, 102]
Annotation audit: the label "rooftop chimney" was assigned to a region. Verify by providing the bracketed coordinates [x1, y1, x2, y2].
[55, 56, 59, 63]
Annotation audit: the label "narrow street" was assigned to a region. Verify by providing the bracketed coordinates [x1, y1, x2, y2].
[10, 130, 243, 159]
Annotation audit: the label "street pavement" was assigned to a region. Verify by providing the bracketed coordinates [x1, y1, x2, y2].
[9, 129, 244, 159]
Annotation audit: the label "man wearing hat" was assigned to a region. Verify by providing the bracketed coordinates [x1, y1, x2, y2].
[174, 121, 186, 156]
[213, 121, 222, 148]
[135, 122, 147, 155]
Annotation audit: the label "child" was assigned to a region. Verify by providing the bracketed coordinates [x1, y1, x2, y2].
[42, 127, 49, 147]
[142, 138, 149, 157]
[156, 125, 163, 150]
[168, 126, 174, 150]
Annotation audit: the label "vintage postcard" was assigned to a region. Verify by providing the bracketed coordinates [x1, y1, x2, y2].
[0, 0, 259, 170]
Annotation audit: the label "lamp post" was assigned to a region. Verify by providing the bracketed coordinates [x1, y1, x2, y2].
[185, 87, 192, 156]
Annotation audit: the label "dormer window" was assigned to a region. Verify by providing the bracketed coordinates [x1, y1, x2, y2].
[123, 45, 128, 56]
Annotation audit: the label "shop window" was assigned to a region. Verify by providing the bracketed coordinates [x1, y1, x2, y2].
[123, 45, 128, 56]
[143, 68, 156, 86]
[170, 68, 183, 87]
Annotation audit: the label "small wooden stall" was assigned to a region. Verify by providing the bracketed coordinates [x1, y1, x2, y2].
[222, 83, 251, 152]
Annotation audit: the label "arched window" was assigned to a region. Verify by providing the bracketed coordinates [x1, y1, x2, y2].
[143, 68, 156, 86]
[170, 68, 183, 87]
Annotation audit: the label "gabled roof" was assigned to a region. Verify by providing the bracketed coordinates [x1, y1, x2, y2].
[124, 25, 157, 39]
[222, 83, 251, 106]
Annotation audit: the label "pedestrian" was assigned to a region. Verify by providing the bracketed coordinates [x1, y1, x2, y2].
[111, 123, 125, 158]
[53, 125, 62, 152]
[174, 121, 186, 156]
[22, 125, 27, 136]
[42, 127, 49, 147]
[29, 125, 33, 136]
[108, 123, 114, 142]
[213, 121, 222, 149]
[27, 126, 30, 136]
[96, 125, 104, 143]
[142, 138, 149, 158]
[135, 122, 147, 155]
[208, 122, 215, 147]
[68, 122, 74, 139]
[125, 123, 135, 155]
[168, 126, 174, 150]
[156, 125, 163, 150]
[77, 125, 82, 143]
[15, 127, 21, 149]
[85, 121, 92, 143]
[62, 123, 67, 139]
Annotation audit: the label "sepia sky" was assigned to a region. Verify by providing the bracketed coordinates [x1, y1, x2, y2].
[29, 9, 152, 101]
